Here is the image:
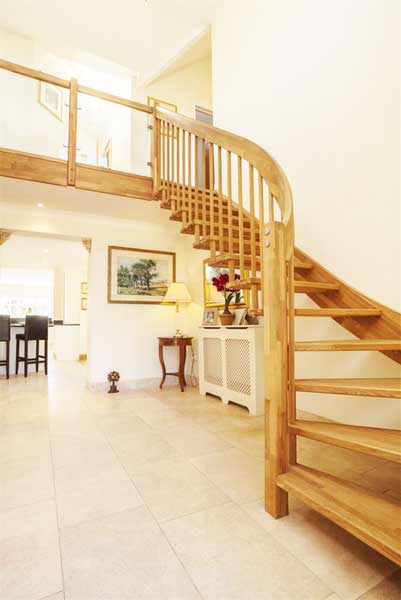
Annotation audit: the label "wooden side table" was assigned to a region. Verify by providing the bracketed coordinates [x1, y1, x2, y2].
[158, 336, 193, 392]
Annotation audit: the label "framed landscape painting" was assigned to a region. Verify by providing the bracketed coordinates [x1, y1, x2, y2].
[108, 246, 176, 304]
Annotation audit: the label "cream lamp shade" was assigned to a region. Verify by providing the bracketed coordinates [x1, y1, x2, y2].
[163, 282, 192, 312]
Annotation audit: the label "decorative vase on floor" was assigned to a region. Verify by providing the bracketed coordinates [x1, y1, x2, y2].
[220, 311, 234, 326]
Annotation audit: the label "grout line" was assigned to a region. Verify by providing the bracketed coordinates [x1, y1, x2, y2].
[46, 411, 67, 600]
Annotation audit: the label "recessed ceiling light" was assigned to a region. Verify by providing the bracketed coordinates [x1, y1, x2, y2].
[43, 249, 49, 254]
[37, 202, 44, 208]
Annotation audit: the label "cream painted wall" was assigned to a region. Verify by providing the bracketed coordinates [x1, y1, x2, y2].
[212, 0, 401, 427]
[1, 201, 205, 387]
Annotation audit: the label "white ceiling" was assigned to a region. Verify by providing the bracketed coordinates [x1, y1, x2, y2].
[0, 177, 176, 224]
[0, 0, 216, 80]
[0, 232, 88, 270]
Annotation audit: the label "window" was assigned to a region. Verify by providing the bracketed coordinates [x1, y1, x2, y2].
[0, 268, 54, 317]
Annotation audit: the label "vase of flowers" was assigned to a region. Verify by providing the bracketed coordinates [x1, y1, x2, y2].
[211, 272, 243, 326]
[107, 370, 120, 394]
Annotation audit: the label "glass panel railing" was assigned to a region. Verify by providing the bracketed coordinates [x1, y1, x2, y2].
[0, 68, 69, 159]
[76, 92, 151, 176]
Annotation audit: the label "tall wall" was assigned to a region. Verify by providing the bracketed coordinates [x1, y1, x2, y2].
[212, 0, 401, 427]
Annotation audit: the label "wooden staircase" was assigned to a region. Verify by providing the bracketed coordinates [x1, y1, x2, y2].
[0, 58, 399, 567]
[153, 108, 401, 566]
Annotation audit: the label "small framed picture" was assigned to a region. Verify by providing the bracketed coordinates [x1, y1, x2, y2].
[81, 282, 88, 295]
[38, 82, 63, 121]
[81, 297, 87, 311]
[202, 307, 219, 326]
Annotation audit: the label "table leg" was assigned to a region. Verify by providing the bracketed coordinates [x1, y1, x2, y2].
[178, 344, 187, 392]
[159, 343, 166, 389]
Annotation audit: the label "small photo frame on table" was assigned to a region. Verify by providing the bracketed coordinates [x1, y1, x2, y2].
[202, 307, 219, 326]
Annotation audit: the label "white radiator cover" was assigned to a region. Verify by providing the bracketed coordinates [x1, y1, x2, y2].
[198, 326, 264, 415]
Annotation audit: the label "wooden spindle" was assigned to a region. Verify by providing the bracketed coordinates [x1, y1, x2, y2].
[176, 128, 181, 211]
[209, 143, 215, 257]
[188, 132, 192, 223]
[227, 151, 234, 282]
[194, 135, 200, 243]
[181, 129, 186, 222]
[258, 174, 265, 306]
[237, 156, 244, 278]
[202, 139, 207, 233]
[249, 163, 257, 309]
[217, 146, 223, 253]
[161, 120, 166, 200]
[171, 124, 175, 208]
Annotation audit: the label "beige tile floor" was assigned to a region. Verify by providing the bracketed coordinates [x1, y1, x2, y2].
[0, 360, 400, 600]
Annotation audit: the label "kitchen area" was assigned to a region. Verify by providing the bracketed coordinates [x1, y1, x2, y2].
[0, 230, 89, 376]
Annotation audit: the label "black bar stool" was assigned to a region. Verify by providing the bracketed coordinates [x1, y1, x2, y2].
[16, 315, 48, 377]
[0, 315, 11, 379]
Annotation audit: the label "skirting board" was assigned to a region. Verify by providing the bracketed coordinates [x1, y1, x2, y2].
[87, 374, 194, 393]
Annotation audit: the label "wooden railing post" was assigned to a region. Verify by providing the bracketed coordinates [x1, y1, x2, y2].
[67, 78, 78, 186]
[152, 107, 160, 197]
[264, 220, 289, 518]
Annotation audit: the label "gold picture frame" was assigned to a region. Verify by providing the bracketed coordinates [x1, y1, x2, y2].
[38, 81, 63, 121]
[203, 259, 248, 309]
[81, 297, 87, 311]
[108, 246, 176, 305]
[81, 282, 88, 295]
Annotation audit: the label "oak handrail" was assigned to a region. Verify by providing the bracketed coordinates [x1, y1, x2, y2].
[155, 107, 294, 259]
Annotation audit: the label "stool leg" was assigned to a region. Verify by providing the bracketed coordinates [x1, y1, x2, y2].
[36, 340, 39, 372]
[44, 340, 48, 376]
[6, 341, 9, 380]
[16, 338, 19, 375]
[24, 340, 28, 378]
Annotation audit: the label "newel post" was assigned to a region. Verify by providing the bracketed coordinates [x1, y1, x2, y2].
[67, 78, 78, 186]
[264, 221, 289, 518]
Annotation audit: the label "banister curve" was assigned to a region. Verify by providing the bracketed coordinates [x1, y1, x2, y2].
[155, 106, 294, 259]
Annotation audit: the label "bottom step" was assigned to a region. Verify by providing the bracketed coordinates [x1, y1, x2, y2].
[277, 465, 401, 566]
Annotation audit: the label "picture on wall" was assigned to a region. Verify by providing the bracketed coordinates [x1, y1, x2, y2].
[203, 259, 248, 308]
[108, 246, 176, 304]
[38, 82, 63, 121]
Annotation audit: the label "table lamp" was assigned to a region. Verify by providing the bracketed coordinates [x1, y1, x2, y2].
[163, 282, 192, 337]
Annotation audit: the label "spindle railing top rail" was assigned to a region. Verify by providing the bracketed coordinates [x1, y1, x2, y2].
[155, 107, 294, 257]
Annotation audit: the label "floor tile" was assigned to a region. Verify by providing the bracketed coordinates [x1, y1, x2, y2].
[160, 422, 232, 458]
[109, 430, 180, 471]
[162, 502, 330, 600]
[242, 499, 398, 600]
[0, 454, 54, 511]
[57, 470, 144, 529]
[191, 448, 264, 503]
[130, 457, 229, 522]
[0, 499, 62, 600]
[60, 505, 201, 599]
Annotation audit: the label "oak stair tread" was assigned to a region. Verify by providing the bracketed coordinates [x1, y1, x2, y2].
[207, 253, 313, 272]
[295, 377, 401, 398]
[227, 276, 338, 293]
[289, 420, 401, 463]
[295, 339, 401, 351]
[276, 464, 401, 566]
[294, 308, 382, 317]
